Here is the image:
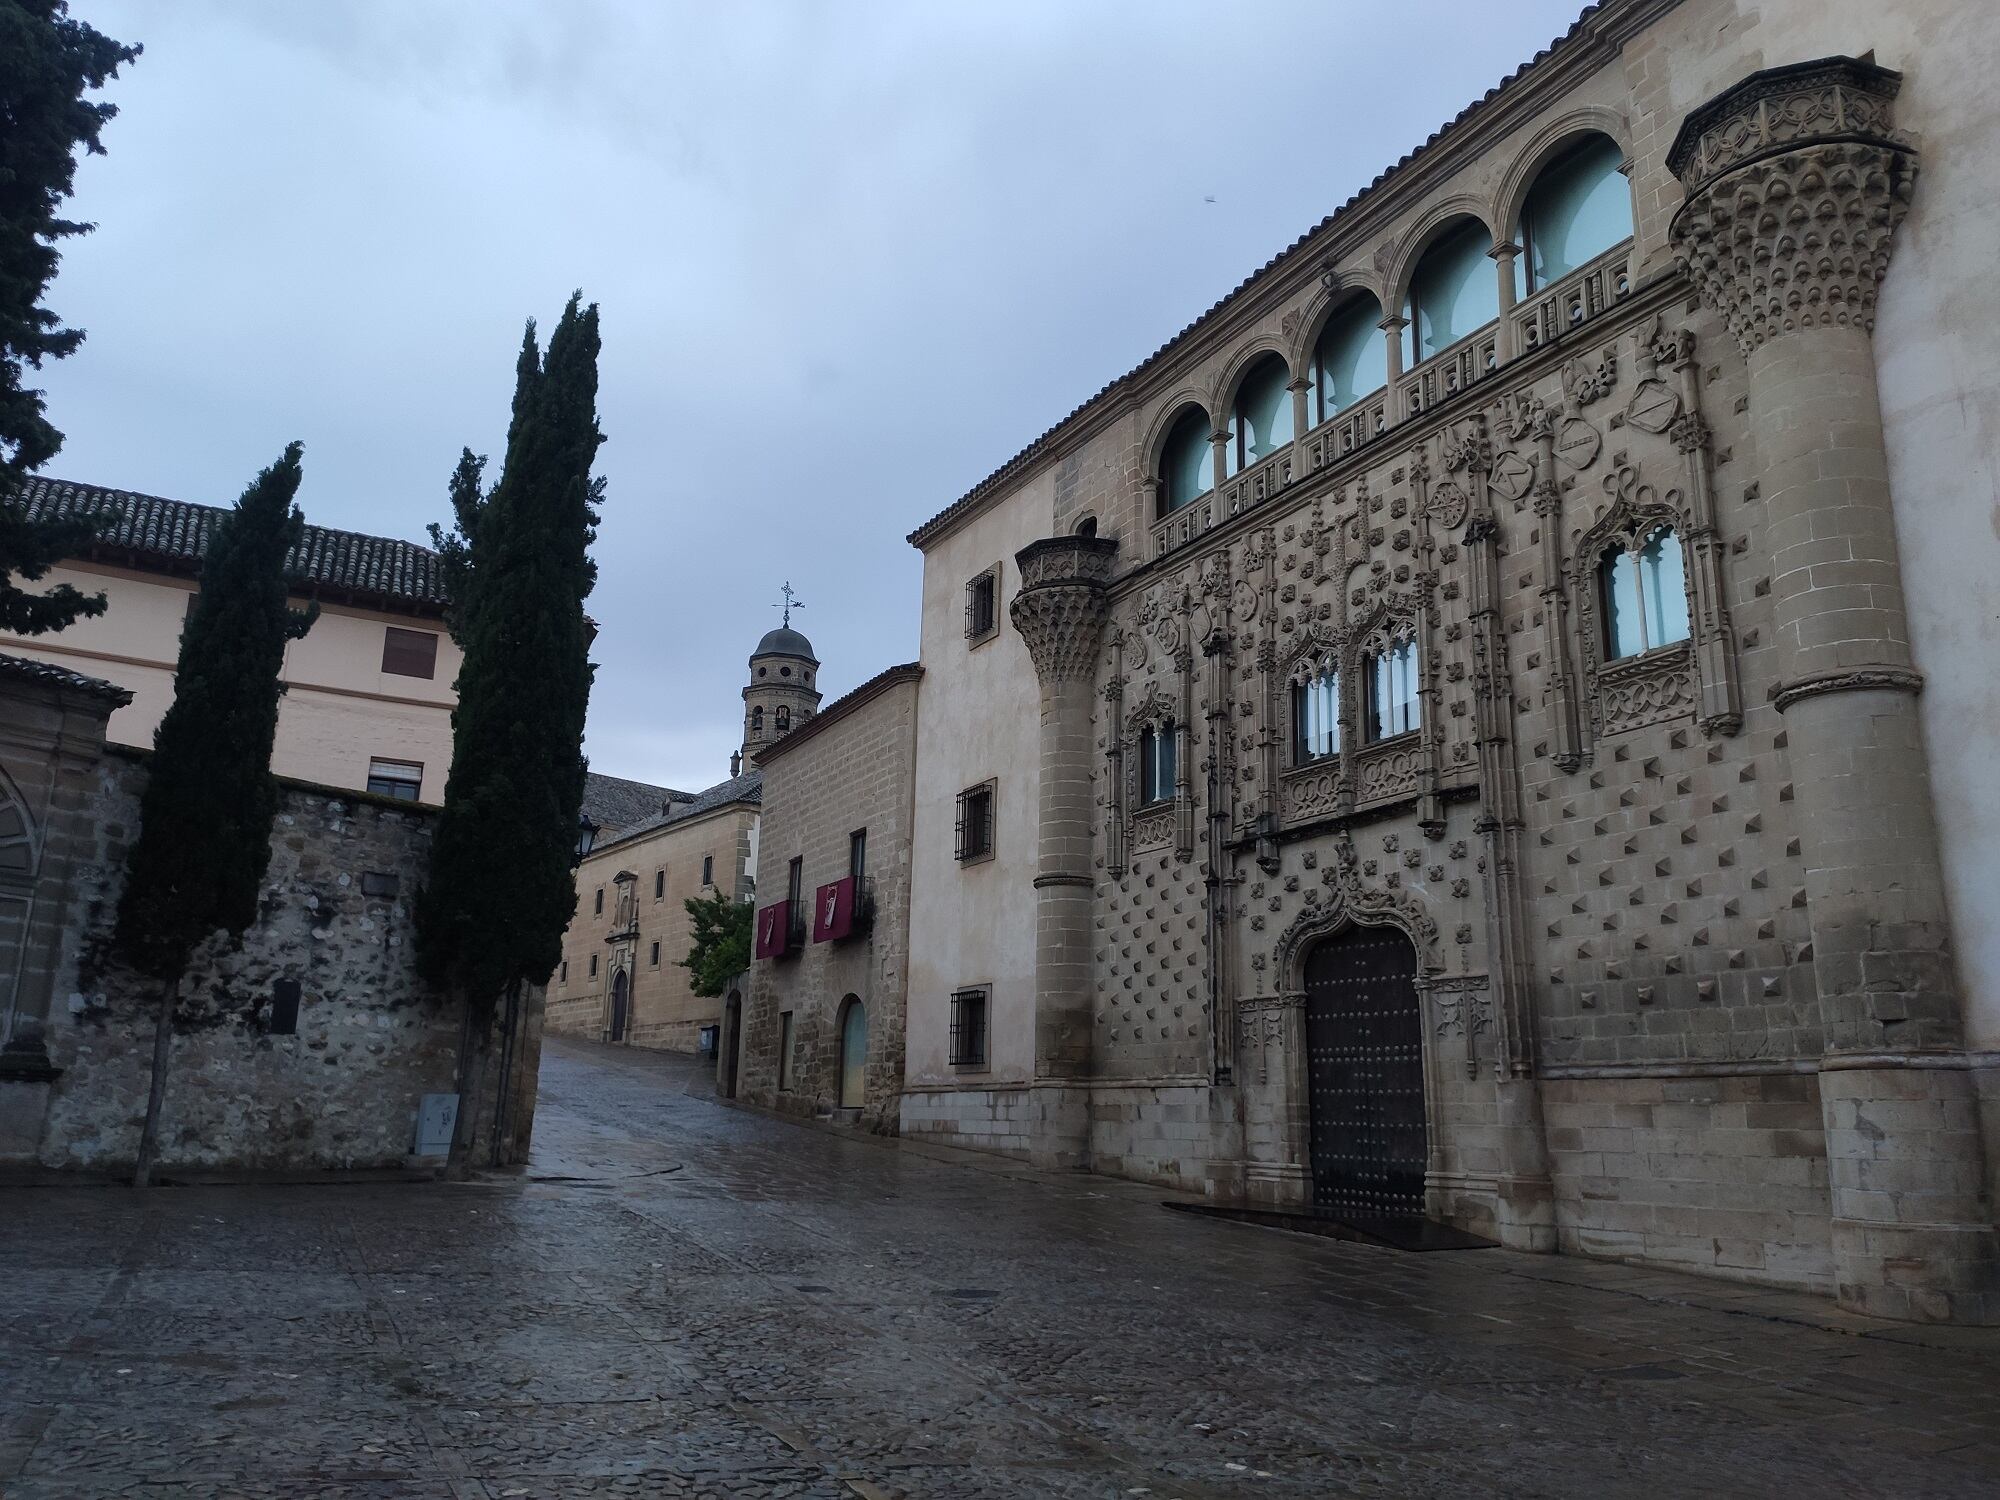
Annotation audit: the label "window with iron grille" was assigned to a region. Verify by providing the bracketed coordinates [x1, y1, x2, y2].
[950, 987, 989, 1068]
[849, 827, 867, 884]
[381, 625, 440, 679]
[955, 780, 995, 864]
[786, 856, 806, 947]
[964, 566, 999, 645]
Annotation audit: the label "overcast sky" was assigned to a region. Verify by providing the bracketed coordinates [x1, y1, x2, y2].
[46, 0, 1587, 793]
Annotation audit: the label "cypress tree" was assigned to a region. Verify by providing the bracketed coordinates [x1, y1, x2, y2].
[418, 295, 601, 1160]
[115, 443, 317, 1185]
[0, 1, 139, 634]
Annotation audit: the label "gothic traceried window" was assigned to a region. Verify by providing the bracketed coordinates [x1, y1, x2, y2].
[1600, 526, 1691, 660]
[1366, 639, 1420, 741]
[1139, 720, 1178, 806]
[1292, 671, 1341, 763]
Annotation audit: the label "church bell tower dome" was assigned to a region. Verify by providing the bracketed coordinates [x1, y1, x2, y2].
[742, 592, 822, 763]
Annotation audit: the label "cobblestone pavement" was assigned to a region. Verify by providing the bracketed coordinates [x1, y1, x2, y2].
[4, 1037, 1999, 1498]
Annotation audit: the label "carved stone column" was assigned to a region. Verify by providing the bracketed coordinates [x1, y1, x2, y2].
[1011, 534, 1118, 1170]
[1672, 57, 1996, 1323]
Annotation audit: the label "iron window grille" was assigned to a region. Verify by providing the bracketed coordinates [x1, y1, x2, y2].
[950, 987, 989, 1068]
[955, 780, 996, 863]
[964, 566, 1000, 645]
[849, 827, 867, 885]
[785, 856, 807, 949]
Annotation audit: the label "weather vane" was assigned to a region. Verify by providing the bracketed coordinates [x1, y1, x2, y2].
[774, 581, 805, 628]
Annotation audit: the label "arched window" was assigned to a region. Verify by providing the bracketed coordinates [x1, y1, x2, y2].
[1365, 639, 1420, 741]
[1159, 408, 1213, 515]
[1600, 527, 1690, 660]
[1138, 720, 1177, 805]
[775, 705, 791, 733]
[1517, 134, 1631, 294]
[1292, 670, 1340, 763]
[1227, 355, 1293, 476]
[1311, 296, 1387, 424]
[1405, 218, 1498, 366]
[750, 705, 764, 733]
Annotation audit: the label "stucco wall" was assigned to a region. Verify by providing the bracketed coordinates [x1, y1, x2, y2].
[0, 561, 460, 803]
[904, 474, 1054, 1097]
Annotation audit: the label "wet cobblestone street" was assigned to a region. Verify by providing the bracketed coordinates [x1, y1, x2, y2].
[3, 1035, 1998, 1498]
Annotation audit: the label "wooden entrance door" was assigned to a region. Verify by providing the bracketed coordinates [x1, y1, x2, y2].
[608, 969, 629, 1043]
[1302, 925, 1426, 1218]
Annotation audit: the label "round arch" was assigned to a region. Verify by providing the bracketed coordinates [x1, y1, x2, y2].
[1140, 390, 1215, 483]
[1208, 337, 1294, 421]
[836, 993, 867, 1109]
[1383, 195, 1498, 322]
[0, 765, 39, 886]
[1288, 269, 1390, 383]
[1490, 109, 1633, 245]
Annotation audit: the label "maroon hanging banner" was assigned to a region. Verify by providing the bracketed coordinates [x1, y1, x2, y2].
[754, 900, 792, 960]
[812, 876, 856, 943]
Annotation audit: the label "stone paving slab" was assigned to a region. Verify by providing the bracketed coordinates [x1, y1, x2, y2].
[1, 1035, 1997, 1498]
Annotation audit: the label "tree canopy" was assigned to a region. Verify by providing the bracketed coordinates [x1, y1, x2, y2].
[417, 295, 602, 1010]
[0, 0, 139, 635]
[679, 890, 752, 999]
[114, 443, 317, 981]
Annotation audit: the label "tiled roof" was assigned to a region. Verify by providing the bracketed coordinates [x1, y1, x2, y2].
[751, 662, 922, 767]
[591, 769, 762, 856]
[581, 770, 694, 834]
[0, 649, 133, 705]
[905, 2, 1609, 549]
[18, 475, 448, 611]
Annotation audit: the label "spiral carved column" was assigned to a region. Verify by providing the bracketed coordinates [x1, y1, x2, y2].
[1672, 57, 1995, 1323]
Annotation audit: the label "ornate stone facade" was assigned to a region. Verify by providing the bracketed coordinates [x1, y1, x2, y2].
[900, 1, 2000, 1324]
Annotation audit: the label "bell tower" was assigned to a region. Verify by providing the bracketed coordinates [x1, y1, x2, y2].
[742, 583, 822, 764]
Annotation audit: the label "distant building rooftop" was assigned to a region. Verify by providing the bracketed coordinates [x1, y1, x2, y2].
[18, 475, 448, 614]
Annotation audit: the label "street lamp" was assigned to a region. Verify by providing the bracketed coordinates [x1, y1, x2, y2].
[574, 812, 600, 867]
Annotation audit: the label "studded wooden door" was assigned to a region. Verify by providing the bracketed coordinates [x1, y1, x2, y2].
[1303, 925, 1426, 1218]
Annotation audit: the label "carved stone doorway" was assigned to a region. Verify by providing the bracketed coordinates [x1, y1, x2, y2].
[608, 969, 629, 1044]
[1302, 924, 1426, 1218]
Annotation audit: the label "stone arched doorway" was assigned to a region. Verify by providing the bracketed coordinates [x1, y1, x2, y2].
[837, 995, 867, 1109]
[719, 991, 741, 1099]
[1302, 924, 1426, 1219]
[608, 968, 629, 1044]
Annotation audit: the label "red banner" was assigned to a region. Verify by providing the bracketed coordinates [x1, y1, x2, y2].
[813, 876, 856, 943]
[754, 900, 791, 960]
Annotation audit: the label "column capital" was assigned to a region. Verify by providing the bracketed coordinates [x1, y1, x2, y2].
[1010, 535, 1118, 685]
[1668, 56, 1917, 360]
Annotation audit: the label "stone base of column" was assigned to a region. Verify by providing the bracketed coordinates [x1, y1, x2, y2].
[1491, 1079, 1557, 1252]
[1821, 1061, 1999, 1324]
[1024, 1081, 1092, 1172]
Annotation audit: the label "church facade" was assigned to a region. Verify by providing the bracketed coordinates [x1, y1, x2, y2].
[896, 0, 2000, 1323]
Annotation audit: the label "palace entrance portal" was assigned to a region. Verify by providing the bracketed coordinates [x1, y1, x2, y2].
[1302, 924, 1426, 1219]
